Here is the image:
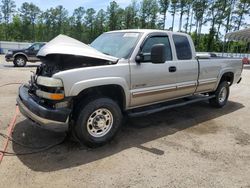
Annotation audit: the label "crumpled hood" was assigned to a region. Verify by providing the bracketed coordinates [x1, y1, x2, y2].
[37, 34, 119, 62]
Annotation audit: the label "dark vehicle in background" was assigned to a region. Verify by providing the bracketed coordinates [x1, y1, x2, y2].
[5, 42, 46, 67]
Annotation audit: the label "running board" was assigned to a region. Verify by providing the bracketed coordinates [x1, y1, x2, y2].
[128, 95, 215, 118]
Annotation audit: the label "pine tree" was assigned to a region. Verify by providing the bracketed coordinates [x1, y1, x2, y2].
[0, 0, 16, 40]
[169, 0, 179, 31]
[158, 0, 170, 29]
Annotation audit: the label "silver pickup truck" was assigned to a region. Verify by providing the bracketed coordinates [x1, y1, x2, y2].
[17, 29, 243, 147]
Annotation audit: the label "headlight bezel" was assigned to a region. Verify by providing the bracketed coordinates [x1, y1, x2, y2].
[35, 76, 65, 101]
[7, 51, 13, 55]
[36, 76, 63, 87]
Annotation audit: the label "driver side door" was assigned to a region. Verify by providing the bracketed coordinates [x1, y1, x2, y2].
[27, 43, 42, 61]
[129, 34, 177, 108]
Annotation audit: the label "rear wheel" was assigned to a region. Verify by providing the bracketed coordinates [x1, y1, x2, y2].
[209, 81, 229, 108]
[74, 98, 123, 147]
[14, 56, 27, 67]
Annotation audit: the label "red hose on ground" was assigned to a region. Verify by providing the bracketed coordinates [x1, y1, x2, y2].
[0, 105, 19, 164]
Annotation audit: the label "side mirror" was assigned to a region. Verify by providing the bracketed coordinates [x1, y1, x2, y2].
[135, 54, 143, 63]
[30, 47, 34, 51]
[151, 44, 166, 64]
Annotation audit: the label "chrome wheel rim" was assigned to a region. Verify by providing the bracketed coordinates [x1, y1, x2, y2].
[16, 58, 25, 66]
[87, 108, 113, 138]
[219, 87, 227, 103]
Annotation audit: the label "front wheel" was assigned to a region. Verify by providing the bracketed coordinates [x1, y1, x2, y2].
[74, 98, 123, 147]
[14, 56, 27, 67]
[209, 81, 230, 108]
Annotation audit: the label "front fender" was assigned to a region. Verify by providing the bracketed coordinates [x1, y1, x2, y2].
[69, 77, 130, 107]
[13, 52, 28, 60]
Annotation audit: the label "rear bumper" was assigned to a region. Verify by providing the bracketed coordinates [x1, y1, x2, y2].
[17, 85, 71, 131]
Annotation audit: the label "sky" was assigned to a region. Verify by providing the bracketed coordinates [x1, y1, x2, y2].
[14, 0, 132, 13]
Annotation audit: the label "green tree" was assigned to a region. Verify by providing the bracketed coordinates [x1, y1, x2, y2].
[0, 9, 4, 39]
[234, 0, 250, 30]
[72, 7, 85, 40]
[140, 0, 159, 29]
[183, 0, 193, 33]
[35, 14, 46, 41]
[94, 9, 106, 35]
[215, 0, 228, 39]
[107, 1, 121, 30]
[19, 2, 41, 41]
[224, 0, 236, 34]
[41, 6, 68, 40]
[124, 1, 139, 29]
[1, 0, 250, 54]
[0, 9, 2, 22]
[178, 0, 189, 31]
[0, 0, 16, 40]
[193, 0, 209, 49]
[41, 10, 52, 41]
[158, 0, 170, 29]
[84, 8, 96, 42]
[73, 6, 85, 23]
[169, 0, 179, 31]
[207, 0, 222, 51]
[8, 15, 22, 41]
[51, 6, 68, 37]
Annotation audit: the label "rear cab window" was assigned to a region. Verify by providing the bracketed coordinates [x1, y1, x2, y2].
[141, 35, 172, 62]
[173, 35, 192, 60]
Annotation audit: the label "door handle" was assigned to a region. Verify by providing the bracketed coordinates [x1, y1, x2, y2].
[169, 66, 177, 72]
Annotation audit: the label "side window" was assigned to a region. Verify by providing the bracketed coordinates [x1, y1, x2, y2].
[39, 43, 45, 49]
[31, 44, 40, 51]
[141, 36, 172, 62]
[173, 35, 192, 60]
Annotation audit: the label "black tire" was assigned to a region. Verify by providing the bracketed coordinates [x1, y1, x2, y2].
[74, 98, 123, 147]
[209, 81, 230, 108]
[14, 56, 27, 67]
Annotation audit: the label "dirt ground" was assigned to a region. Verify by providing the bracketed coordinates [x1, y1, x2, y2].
[0, 55, 249, 188]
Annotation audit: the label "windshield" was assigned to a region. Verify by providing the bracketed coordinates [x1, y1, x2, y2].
[90, 32, 141, 59]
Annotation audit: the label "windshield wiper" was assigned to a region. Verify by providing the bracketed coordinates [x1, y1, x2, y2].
[103, 52, 111, 56]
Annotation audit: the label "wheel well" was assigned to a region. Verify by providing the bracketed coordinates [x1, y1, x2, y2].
[220, 72, 234, 86]
[73, 85, 126, 112]
[14, 54, 27, 61]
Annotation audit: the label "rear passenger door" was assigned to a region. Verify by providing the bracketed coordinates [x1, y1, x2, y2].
[130, 34, 177, 107]
[172, 34, 199, 97]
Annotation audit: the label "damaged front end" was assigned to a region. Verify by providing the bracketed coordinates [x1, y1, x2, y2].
[17, 69, 71, 131]
[35, 34, 119, 77]
[17, 35, 118, 130]
[36, 54, 116, 77]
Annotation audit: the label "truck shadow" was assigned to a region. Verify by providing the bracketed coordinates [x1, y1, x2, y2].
[4, 64, 39, 68]
[12, 100, 244, 172]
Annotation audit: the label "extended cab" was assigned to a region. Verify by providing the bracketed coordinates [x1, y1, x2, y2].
[5, 42, 45, 67]
[17, 30, 243, 147]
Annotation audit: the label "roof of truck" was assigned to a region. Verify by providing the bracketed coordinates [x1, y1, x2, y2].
[106, 29, 189, 36]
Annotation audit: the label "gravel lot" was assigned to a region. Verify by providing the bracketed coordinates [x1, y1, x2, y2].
[0, 55, 250, 188]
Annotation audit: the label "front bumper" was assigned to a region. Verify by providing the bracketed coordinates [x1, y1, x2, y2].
[5, 54, 14, 62]
[17, 85, 71, 131]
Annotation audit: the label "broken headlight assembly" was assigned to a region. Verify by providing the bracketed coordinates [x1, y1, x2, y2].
[35, 76, 65, 101]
